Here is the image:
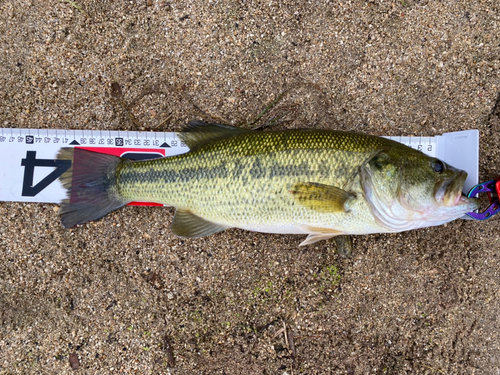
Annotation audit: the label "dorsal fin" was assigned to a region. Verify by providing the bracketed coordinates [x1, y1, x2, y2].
[178, 120, 250, 149]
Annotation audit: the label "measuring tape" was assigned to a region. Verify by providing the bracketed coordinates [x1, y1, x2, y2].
[0, 128, 479, 205]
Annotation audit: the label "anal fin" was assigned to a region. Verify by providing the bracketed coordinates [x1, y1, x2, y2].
[171, 209, 228, 238]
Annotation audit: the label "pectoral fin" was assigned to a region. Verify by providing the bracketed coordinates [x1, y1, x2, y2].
[171, 209, 228, 238]
[298, 225, 344, 246]
[290, 182, 356, 213]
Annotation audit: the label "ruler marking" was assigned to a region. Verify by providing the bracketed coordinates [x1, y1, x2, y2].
[0, 128, 478, 203]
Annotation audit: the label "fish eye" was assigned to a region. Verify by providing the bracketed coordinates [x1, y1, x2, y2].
[431, 159, 444, 173]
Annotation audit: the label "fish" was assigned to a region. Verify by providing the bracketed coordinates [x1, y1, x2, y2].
[57, 121, 479, 246]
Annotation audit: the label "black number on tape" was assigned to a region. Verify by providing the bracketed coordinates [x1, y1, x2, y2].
[21, 151, 71, 197]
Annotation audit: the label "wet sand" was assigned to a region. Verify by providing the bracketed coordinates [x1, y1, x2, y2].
[1, 0, 500, 373]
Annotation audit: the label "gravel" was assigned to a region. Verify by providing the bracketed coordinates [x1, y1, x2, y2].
[0, 0, 499, 373]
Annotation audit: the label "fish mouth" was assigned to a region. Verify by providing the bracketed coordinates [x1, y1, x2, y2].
[435, 171, 479, 209]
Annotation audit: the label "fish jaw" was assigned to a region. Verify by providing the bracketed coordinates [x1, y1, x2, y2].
[427, 170, 480, 223]
[361, 163, 480, 232]
[435, 171, 468, 206]
[421, 194, 479, 226]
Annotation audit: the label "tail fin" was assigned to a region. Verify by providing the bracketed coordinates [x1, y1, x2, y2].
[57, 148, 130, 228]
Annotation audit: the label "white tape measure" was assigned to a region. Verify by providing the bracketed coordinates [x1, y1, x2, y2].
[384, 131, 479, 194]
[0, 128, 479, 204]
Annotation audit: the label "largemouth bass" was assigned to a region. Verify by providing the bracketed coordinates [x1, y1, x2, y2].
[57, 121, 479, 245]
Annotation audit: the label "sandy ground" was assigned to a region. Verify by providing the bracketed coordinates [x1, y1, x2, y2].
[1, 0, 500, 374]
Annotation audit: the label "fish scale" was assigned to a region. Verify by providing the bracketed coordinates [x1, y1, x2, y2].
[57, 122, 478, 245]
[116, 130, 395, 233]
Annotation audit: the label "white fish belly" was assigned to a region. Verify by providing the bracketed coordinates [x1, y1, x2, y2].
[236, 223, 307, 235]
